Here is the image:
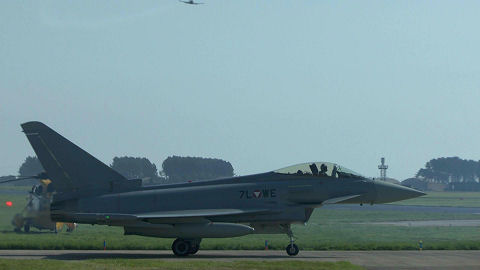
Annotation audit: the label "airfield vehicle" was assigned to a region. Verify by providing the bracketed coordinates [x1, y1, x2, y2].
[20, 121, 424, 256]
[9, 178, 76, 233]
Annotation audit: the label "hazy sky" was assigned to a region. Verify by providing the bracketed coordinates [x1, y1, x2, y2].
[1, 1, 479, 180]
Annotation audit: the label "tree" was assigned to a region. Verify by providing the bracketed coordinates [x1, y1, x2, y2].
[18, 156, 44, 176]
[110, 156, 159, 180]
[416, 157, 480, 184]
[13, 156, 44, 186]
[162, 156, 234, 182]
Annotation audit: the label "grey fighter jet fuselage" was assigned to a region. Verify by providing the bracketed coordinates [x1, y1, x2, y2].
[21, 121, 425, 256]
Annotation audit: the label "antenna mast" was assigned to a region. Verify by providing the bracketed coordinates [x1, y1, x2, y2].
[378, 157, 388, 181]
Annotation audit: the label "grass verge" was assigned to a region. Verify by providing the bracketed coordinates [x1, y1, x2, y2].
[390, 192, 480, 207]
[0, 259, 365, 270]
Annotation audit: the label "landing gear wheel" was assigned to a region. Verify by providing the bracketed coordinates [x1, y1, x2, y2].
[189, 244, 200, 255]
[286, 244, 299, 256]
[23, 224, 30, 233]
[285, 224, 299, 256]
[172, 239, 191, 256]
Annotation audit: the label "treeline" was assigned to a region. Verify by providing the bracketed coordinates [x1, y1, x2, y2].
[416, 157, 480, 183]
[3, 155, 235, 186]
[162, 156, 234, 182]
[110, 157, 160, 184]
[403, 156, 480, 191]
[0, 156, 43, 185]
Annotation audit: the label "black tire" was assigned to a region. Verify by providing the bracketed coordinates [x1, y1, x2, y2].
[189, 244, 200, 255]
[23, 224, 30, 233]
[286, 243, 299, 256]
[172, 239, 191, 256]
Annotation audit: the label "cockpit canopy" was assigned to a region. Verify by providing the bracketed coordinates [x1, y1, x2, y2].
[273, 162, 364, 179]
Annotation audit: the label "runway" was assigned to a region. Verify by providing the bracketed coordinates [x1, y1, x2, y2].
[1, 250, 479, 270]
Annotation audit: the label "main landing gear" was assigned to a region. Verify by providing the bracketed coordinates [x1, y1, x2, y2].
[285, 226, 299, 256]
[171, 238, 201, 256]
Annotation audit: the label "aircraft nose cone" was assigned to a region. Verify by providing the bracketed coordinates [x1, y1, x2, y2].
[374, 180, 426, 204]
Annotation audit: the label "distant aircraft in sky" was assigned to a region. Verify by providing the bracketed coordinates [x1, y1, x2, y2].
[179, 0, 204, 5]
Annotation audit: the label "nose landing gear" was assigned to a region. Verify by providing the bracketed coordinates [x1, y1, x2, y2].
[285, 225, 299, 256]
[286, 243, 299, 256]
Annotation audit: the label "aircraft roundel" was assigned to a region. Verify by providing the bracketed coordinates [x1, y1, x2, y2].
[253, 190, 261, 198]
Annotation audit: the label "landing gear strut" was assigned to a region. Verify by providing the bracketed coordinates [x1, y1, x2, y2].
[189, 243, 200, 254]
[171, 238, 202, 256]
[285, 226, 299, 256]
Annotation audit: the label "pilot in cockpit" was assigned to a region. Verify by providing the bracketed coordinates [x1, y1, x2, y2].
[331, 165, 338, 178]
[319, 164, 328, 176]
[309, 163, 319, 176]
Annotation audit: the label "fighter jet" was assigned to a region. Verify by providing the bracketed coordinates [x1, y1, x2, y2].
[20, 121, 425, 256]
[179, 0, 203, 5]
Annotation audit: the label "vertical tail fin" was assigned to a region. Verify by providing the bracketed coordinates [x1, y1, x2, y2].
[21, 121, 128, 198]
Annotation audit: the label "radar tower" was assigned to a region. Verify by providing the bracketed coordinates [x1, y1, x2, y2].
[378, 157, 388, 181]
